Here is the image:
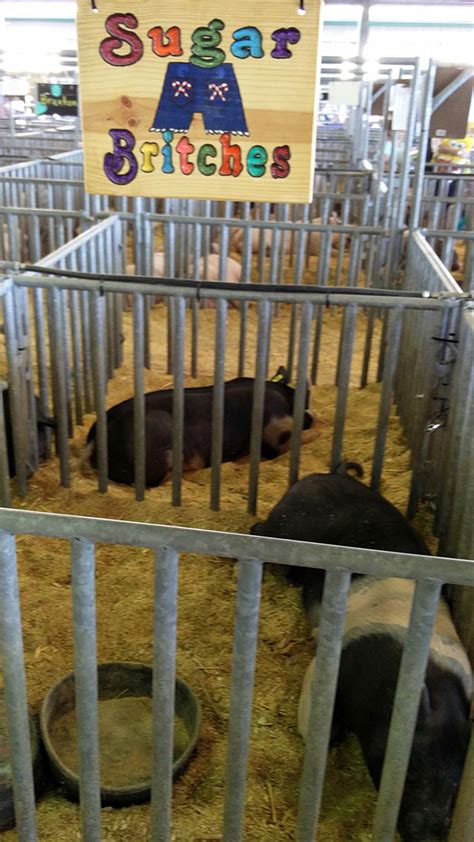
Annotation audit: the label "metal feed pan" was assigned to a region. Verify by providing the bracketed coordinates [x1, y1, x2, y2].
[0, 509, 472, 842]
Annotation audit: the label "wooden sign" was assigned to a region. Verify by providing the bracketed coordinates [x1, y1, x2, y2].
[77, 1, 323, 203]
[36, 84, 78, 117]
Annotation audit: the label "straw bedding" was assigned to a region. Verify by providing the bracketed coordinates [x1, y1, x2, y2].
[0, 296, 436, 841]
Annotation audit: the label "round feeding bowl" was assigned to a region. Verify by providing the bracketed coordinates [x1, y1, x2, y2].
[40, 661, 201, 806]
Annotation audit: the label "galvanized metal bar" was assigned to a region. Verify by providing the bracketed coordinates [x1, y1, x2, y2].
[210, 299, 228, 511]
[47, 283, 72, 483]
[133, 294, 146, 502]
[2, 286, 28, 495]
[410, 61, 437, 231]
[371, 309, 403, 491]
[11, 271, 459, 311]
[150, 547, 179, 842]
[372, 579, 443, 842]
[310, 305, 324, 386]
[70, 538, 101, 842]
[222, 557, 263, 842]
[360, 308, 375, 389]
[0, 507, 473, 585]
[296, 569, 351, 842]
[171, 297, 186, 507]
[330, 304, 357, 471]
[289, 300, 313, 487]
[247, 301, 271, 515]
[0, 530, 38, 842]
[89, 292, 108, 494]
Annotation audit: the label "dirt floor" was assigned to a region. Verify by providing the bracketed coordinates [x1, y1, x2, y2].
[0, 286, 440, 842]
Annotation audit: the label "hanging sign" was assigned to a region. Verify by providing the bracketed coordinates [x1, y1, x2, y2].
[77, 1, 323, 203]
[36, 84, 79, 116]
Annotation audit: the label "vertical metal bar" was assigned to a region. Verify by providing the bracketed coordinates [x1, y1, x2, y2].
[310, 305, 324, 386]
[330, 304, 357, 471]
[133, 294, 146, 502]
[372, 579, 442, 842]
[296, 569, 351, 842]
[150, 547, 179, 842]
[47, 287, 70, 488]
[70, 538, 101, 842]
[2, 287, 28, 496]
[289, 301, 313, 487]
[0, 530, 37, 842]
[80, 290, 93, 413]
[89, 292, 108, 494]
[222, 557, 263, 842]
[360, 308, 375, 389]
[172, 297, 185, 507]
[371, 309, 403, 491]
[210, 299, 228, 511]
[410, 61, 437, 231]
[247, 301, 271, 515]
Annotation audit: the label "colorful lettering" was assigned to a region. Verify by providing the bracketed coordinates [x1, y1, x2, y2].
[161, 130, 175, 174]
[99, 13, 144, 67]
[147, 26, 183, 58]
[271, 28, 301, 59]
[104, 129, 138, 184]
[231, 27, 264, 59]
[219, 133, 244, 177]
[140, 141, 159, 173]
[190, 19, 226, 68]
[197, 144, 217, 176]
[271, 145, 291, 178]
[246, 145, 268, 177]
[177, 135, 195, 175]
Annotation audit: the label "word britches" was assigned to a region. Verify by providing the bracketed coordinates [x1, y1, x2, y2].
[104, 129, 290, 184]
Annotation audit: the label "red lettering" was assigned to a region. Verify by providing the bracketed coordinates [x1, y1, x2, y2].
[177, 136, 195, 175]
[99, 13, 144, 67]
[271, 145, 291, 179]
[219, 133, 243, 177]
[148, 26, 183, 58]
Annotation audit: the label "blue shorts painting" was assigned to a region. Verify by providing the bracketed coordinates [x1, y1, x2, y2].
[150, 62, 249, 136]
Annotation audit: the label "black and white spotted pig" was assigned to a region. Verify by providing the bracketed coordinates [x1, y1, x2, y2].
[250, 462, 430, 602]
[85, 366, 314, 487]
[299, 575, 471, 842]
[251, 462, 471, 841]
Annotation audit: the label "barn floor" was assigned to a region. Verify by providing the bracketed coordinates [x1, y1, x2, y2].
[1, 300, 436, 841]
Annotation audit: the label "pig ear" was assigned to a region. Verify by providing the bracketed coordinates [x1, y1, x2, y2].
[419, 683, 432, 721]
[271, 366, 289, 384]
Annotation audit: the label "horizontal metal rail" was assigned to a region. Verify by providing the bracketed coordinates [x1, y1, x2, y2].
[0, 508, 473, 586]
[4, 273, 467, 311]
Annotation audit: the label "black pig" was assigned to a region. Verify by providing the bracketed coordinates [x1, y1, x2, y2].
[85, 367, 314, 487]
